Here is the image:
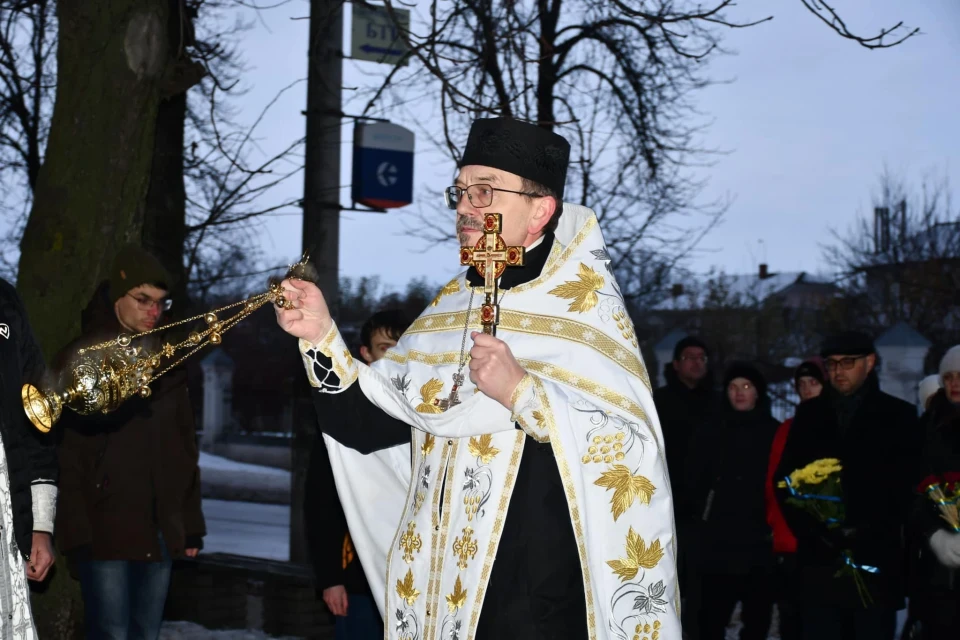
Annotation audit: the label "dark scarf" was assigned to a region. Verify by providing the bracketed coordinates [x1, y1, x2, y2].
[827, 372, 878, 436]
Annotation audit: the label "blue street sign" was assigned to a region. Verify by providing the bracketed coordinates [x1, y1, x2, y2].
[352, 122, 415, 209]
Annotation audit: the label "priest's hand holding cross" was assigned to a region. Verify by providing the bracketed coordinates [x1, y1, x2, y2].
[469, 331, 527, 411]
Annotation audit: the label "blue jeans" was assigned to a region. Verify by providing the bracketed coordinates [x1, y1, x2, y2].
[334, 593, 383, 640]
[76, 545, 173, 640]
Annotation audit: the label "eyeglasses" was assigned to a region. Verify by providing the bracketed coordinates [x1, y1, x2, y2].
[679, 355, 708, 364]
[444, 184, 541, 210]
[824, 356, 867, 372]
[126, 293, 173, 312]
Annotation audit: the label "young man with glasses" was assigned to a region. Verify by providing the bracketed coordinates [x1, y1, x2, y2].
[774, 332, 919, 640]
[56, 245, 205, 640]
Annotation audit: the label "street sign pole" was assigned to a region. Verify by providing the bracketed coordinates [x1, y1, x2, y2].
[293, 0, 343, 566]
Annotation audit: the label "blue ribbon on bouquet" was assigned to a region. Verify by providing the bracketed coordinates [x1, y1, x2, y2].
[783, 476, 843, 524]
[842, 552, 879, 574]
[783, 476, 844, 502]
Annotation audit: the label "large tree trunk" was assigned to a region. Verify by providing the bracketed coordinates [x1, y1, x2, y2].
[142, 91, 188, 302]
[20, 2, 193, 636]
[18, 0, 179, 361]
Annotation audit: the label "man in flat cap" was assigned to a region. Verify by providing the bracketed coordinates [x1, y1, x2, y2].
[277, 118, 679, 639]
[775, 331, 919, 640]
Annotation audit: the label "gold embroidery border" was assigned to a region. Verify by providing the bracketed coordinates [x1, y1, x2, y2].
[424, 440, 459, 639]
[500, 311, 650, 391]
[514, 380, 550, 444]
[467, 431, 527, 639]
[383, 349, 465, 367]
[518, 359, 655, 440]
[405, 309, 650, 391]
[533, 377, 598, 638]
[407, 310, 481, 335]
[385, 426, 421, 622]
[509, 373, 534, 410]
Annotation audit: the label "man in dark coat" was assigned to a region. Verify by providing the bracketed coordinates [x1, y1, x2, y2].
[0, 278, 58, 634]
[652, 335, 716, 634]
[653, 335, 716, 493]
[775, 331, 919, 640]
[56, 246, 205, 640]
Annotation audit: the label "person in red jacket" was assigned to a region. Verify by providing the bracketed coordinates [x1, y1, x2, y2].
[766, 359, 824, 640]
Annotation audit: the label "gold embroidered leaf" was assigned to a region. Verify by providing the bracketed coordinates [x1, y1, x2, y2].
[547, 263, 605, 313]
[607, 527, 664, 582]
[594, 465, 656, 521]
[421, 434, 436, 456]
[445, 575, 468, 613]
[468, 433, 500, 464]
[431, 279, 461, 306]
[531, 410, 547, 429]
[415, 378, 445, 414]
[396, 568, 421, 605]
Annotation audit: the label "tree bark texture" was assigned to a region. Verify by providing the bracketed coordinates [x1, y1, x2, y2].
[141, 86, 188, 304]
[17, 0, 175, 362]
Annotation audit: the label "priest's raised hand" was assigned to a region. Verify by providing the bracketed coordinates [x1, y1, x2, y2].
[275, 278, 332, 346]
[468, 331, 527, 410]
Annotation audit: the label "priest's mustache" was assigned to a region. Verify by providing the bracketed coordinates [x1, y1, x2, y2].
[456, 217, 484, 234]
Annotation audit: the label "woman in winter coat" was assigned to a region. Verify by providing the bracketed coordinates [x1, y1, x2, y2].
[685, 362, 780, 640]
[910, 345, 960, 639]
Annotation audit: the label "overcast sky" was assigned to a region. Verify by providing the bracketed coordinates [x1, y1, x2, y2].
[221, 0, 960, 290]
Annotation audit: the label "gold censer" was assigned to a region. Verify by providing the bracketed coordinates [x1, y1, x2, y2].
[22, 255, 310, 433]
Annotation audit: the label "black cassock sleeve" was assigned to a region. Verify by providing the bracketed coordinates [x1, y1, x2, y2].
[308, 352, 411, 453]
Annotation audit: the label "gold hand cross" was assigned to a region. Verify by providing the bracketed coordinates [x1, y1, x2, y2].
[459, 213, 525, 336]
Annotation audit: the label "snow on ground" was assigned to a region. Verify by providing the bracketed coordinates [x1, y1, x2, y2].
[200, 453, 291, 504]
[160, 621, 297, 639]
[201, 499, 290, 561]
[199, 452, 289, 477]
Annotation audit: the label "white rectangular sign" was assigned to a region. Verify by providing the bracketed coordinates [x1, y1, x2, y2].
[351, 3, 410, 66]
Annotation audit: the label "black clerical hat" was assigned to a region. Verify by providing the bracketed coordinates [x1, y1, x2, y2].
[460, 118, 571, 198]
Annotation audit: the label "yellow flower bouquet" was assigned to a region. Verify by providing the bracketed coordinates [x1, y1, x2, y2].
[778, 458, 875, 607]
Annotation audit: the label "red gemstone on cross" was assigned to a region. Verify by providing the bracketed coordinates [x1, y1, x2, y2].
[481, 305, 495, 323]
[484, 216, 497, 231]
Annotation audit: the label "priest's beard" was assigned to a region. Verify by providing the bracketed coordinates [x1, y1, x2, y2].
[456, 216, 484, 245]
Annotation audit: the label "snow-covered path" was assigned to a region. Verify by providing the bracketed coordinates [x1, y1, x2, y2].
[201, 499, 290, 561]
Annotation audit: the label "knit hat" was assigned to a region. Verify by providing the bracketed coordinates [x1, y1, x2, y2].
[940, 345, 960, 381]
[794, 359, 825, 389]
[672, 335, 709, 362]
[919, 374, 942, 408]
[108, 244, 172, 302]
[723, 361, 768, 398]
[820, 331, 875, 358]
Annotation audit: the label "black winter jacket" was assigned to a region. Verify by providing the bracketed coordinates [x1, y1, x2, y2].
[0, 278, 58, 560]
[910, 390, 960, 593]
[653, 367, 717, 511]
[685, 396, 779, 574]
[775, 374, 920, 609]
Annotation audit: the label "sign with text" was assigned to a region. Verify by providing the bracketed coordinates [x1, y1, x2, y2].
[352, 122, 415, 209]
[351, 3, 410, 66]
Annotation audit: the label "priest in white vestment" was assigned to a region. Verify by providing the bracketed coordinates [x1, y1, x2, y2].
[277, 118, 680, 640]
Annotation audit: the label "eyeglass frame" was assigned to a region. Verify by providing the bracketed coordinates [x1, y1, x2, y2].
[443, 184, 543, 210]
[679, 354, 708, 364]
[126, 292, 173, 312]
[824, 355, 870, 372]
